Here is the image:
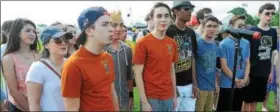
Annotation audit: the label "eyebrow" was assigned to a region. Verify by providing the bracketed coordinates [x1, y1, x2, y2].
[102, 21, 111, 24]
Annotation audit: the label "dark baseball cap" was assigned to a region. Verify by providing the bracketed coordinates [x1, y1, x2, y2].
[40, 26, 72, 43]
[76, 7, 109, 46]
[172, 1, 195, 10]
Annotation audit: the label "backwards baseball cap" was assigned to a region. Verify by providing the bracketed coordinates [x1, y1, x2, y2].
[172, 1, 195, 10]
[40, 26, 72, 44]
[76, 6, 109, 46]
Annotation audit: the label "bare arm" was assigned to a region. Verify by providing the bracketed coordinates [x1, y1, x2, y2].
[277, 51, 280, 83]
[220, 58, 234, 79]
[171, 63, 176, 98]
[192, 58, 197, 87]
[26, 82, 42, 111]
[111, 83, 119, 111]
[134, 64, 148, 103]
[63, 97, 80, 111]
[244, 58, 250, 83]
[2, 55, 29, 111]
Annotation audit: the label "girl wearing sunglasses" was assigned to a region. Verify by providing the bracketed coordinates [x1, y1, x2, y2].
[26, 26, 72, 111]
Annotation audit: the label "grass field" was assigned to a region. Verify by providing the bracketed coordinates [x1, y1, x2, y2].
[133, 87, 278, 111]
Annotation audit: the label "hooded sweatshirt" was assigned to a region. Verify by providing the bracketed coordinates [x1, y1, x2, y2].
[104, 41, 133, 108]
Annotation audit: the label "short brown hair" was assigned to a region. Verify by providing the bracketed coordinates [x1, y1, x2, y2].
[229, 15, 246, 25]
[259, 3, 276, 13]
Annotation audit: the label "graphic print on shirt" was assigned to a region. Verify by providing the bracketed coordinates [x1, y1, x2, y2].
[101, 60, 110, 74]
[258, 35, 273, 60]
[173, 33, 192, 73]
[166, 44, 173, 54]
[202, 51, 216, 74]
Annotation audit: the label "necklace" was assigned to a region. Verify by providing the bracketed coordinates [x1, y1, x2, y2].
[22, 51, 32, 60]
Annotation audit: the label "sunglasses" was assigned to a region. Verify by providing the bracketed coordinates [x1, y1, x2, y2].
[182, 7, 194, 12]
[51, 34, 73, 45]
[265, 12, 275, 16]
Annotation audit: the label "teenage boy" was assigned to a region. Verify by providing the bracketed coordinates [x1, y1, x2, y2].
[243, 3, 278, 111]
[61, 7, 119, 111]
[166, 1, 197, 111]
[194, 16, 220, 111]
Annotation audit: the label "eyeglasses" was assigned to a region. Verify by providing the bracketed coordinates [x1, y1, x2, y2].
[182, 7, 194, 12]
[265, 12, 275, 16]
[205, 25, 218, 28]
[51, 37, 69, 45]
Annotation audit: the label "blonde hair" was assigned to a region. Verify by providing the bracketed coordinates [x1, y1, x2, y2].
[110, 10, 123, 23]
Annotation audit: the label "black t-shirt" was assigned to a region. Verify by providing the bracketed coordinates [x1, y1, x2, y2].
[246, 26, 277, 78]
[166, 24, 198, 86]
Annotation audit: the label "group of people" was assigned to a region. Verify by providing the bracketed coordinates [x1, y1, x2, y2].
[0, 1, 279, 111]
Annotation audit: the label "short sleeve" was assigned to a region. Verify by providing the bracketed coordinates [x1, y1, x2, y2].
[218, 43, 227, 59]
[61, 60, 82, 98]
[133, 40, 147, 64]
[26, 62, 44, 84]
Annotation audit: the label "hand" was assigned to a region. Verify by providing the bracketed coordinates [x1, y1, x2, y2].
[235, 78, 242, 88]
[128, 97, 133, 111]
[142, 101, 152, 111]
[215, 86, 220, 94]
[173, 97, 177, 110]
[268, 73, 273, 84]
[192, 85, 199, 98]
[239, 79, 248, 88]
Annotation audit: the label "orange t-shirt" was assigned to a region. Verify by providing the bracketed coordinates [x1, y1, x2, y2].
[61, 46, 115, 111]
[133, 33, 178, 100]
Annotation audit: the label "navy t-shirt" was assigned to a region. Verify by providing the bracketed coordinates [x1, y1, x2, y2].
[246, 26, 277, 77]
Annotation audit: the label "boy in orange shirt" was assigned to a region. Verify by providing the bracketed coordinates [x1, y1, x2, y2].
[133, 2, 178, 111]
[61, 7, 119, 111]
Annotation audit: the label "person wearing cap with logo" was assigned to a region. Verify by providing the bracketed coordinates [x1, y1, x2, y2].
[166, 1, 197, 111]
[26, 26, 73, 111]
[133, 2, 178, 111]
[104, 10, 133, 111]
[61, 7, 119, 111]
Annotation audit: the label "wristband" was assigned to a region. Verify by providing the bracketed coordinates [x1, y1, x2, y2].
[129, 92, 133, 98]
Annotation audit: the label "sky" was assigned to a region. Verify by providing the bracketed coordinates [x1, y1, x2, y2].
[1, 1, 279, 26]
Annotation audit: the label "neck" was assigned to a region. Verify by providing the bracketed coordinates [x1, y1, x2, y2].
[147, 25, 153, 31]
[84, 39, 104, 55]
[48, 54, 64, 67]
[151, 30, 165, 40]
[258, 22, 269, 30]
[68, 45, 76, 54]
[175, 18, 186, 30]
[18, 42, 32, 54]
[111, 40, 120, 51]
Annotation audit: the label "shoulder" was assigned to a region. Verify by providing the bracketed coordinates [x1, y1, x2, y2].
[2, 53, 14, 64]
[136, 34, 151, 44]
[30, 61, 46, 70]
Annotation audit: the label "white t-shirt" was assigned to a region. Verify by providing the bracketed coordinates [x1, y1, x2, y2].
[25, 59, 65, 111]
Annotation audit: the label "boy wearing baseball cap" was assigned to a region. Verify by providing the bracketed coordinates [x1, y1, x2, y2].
[61, 7, 119, 111]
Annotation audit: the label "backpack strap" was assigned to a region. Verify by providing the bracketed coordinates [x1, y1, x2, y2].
[40, 60, 61, 79]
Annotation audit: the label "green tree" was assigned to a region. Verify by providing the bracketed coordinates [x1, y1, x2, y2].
[228, 7, 257, 25]
[271, 10, 279, 26]
[37, 24, 47, 28]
